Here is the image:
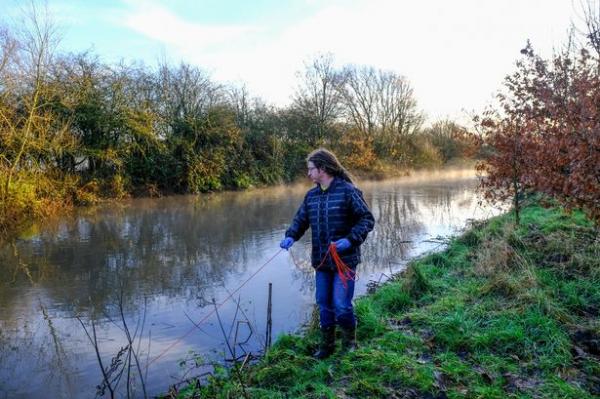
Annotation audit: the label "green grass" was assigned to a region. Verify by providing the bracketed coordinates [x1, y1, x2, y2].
[167, 202, 600, 398]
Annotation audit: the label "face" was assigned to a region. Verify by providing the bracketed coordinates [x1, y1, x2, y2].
[307, 161, 322, 183]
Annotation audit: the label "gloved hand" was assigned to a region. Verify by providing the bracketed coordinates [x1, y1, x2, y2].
[333, 238, 351, 252]
[280, 237, 295, 250]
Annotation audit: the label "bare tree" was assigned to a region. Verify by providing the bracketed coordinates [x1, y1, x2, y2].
[292, 53, 345, 144]
[156, 62, 223, 124]
[578, 0, 600, 57]
[0, 1, 62, 197]
[227, 83, 251, 128]
[340, 65, 423, 148]
[0, 26, 17, 79]
[0, 26, 19, 171]
[375, 69, 423, 146]
[340, 65, 378, 139]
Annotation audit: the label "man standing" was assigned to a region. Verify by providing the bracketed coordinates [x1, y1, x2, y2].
[280, 148, 375, 359]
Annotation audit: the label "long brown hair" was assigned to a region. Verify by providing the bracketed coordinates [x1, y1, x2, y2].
[307, 148, 354, 184]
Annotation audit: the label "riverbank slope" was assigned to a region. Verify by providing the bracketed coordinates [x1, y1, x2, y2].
[173, 201, 600, 398]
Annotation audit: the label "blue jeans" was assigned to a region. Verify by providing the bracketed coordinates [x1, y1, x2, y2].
[315, 270, 356, 329]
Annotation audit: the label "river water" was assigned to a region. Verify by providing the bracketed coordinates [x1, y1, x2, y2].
[0, 169, 500, 398]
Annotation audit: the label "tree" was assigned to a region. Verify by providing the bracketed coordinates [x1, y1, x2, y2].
[339, 65, 377, 139]
[479, 38, 600, 224]
[0, 2, 62, 196]
[579, 0, 600, 57]
[340, 65, 423, 157]
[227, 83, 251, 129]
[477, 115, 534, 225]
[291, 53, 345, 145]
[0, 27, 17, 80]
[423, 119, 479, 162]
[156, 62, 223, 137]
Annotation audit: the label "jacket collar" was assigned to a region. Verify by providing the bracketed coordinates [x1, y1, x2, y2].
[318, 176, 340, 192]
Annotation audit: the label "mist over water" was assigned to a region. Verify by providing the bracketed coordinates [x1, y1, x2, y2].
[0, 169, 500, 398]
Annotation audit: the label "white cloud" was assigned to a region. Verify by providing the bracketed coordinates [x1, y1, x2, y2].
[123, 3, 258, 51]
[118, 0, 575, 122]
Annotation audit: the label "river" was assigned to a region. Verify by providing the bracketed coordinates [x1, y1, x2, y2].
[0, 169, 500, 398]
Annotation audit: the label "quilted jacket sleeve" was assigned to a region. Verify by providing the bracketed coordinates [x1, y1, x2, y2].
[285, 194, 310, 241]
[346, 187, 375, 246]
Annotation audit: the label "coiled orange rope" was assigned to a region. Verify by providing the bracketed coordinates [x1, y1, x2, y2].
[317, 243, 357, 289]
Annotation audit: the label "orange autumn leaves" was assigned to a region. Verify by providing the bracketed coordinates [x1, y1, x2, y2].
[478, 43, 600, 223]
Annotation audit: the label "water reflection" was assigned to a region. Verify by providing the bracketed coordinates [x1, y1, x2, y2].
[0, 169, 498, 398]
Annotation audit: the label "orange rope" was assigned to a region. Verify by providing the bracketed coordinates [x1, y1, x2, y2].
[316, 243, 357, 289]
[147, 248, 284, 367]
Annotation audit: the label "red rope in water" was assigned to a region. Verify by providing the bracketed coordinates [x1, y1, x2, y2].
[147, 248, 284, 367]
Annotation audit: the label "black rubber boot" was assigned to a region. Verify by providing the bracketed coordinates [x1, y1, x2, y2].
[340, 325, 357, 353]
[313, 326, 336, 359]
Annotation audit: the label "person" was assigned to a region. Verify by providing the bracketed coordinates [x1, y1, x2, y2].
[280, 148, 375, 359]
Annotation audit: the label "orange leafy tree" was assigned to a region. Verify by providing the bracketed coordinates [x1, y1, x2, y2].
[478, 42, 600, 224]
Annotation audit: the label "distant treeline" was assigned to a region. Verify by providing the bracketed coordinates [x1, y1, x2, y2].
[0, 12, 478, 235]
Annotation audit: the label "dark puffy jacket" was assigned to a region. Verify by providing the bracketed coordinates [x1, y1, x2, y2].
[285, 177, 375, 270]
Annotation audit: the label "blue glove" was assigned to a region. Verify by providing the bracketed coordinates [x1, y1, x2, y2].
[280, 237, 295, 250]
[333, 238, 351, 251]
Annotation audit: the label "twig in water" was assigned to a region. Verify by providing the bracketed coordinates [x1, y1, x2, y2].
[232, 320, 253, 360]
[211, 298, 250, 399]
[76, 316, 116, 399]
[117, 287, 148, 399]
[223, 288, 257, 352]
[265, 282, 273, 351]
[211, 298, 235, 360]
[227, 295, 242, 341]
[144, 329, 151, 386]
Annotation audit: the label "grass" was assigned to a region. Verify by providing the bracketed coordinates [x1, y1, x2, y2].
[167, 201, 600, 398]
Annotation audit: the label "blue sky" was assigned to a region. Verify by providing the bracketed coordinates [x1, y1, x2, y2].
[3, 0, 577, 122]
